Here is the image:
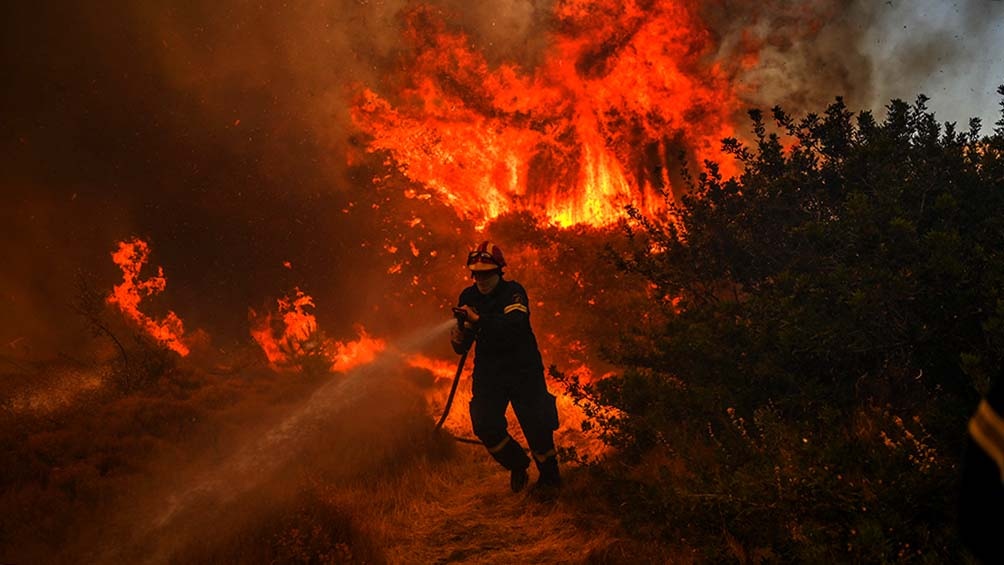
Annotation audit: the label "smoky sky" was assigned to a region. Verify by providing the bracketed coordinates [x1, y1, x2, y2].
[863, 0, 1004, 129]
[2, 0, 1000, 358]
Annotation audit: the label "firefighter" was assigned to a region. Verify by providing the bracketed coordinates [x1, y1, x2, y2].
[451, 241, 561, 493]
[959, 375, 1004, 561]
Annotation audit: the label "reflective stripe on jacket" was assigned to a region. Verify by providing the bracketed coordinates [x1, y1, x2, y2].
[453, 278, 544, 377]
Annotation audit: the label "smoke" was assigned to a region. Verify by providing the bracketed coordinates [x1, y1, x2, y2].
[19, 2, 1002, 558]
[702, 0, 876, 116]
[702, 0, 1004, 125]
[861, 0, 1004, 127]
[2, 2, 386, 350]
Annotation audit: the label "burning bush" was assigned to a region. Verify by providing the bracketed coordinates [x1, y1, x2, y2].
[249, 288, 333, 374]
[74, 270, 179, 393]
[106, 238, 191, 357]
[249, 288, 388, 375]
[560, 90, 1004, 560]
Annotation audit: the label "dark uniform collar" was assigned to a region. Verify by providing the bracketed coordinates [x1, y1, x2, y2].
[488, 276, 506, 297]
[470, 276, 506, 298]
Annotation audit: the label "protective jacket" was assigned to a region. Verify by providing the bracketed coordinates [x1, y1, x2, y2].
[452, 279, 543, 376]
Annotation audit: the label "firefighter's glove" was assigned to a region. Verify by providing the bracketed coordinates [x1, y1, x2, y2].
[458, 305, 480, 327]
[450, 325, 467, 346]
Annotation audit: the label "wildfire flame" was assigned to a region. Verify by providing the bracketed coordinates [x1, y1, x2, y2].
[249, 288, 319, 367]
[328, 327, 385, 373]
[407, 353, 460, 384]
[352, 1, 741, 228]
[249, 288, 386, 372]
[107, 238, 190, 356]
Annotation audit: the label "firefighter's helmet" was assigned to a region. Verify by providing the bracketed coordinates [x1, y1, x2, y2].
[466, 241, 506, 271]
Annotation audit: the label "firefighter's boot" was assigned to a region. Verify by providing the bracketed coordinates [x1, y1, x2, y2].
[486, 436, 531, 492]
[510, 466, 529, 493]
[533, 449, 561, 489]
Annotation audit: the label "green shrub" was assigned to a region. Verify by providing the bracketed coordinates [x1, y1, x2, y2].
[558, 89, 1004, 560]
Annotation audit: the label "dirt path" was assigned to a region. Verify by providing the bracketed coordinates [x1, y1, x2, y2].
[369, 448, 616, 564]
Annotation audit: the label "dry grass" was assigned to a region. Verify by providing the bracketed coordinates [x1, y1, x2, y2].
[2, 350, 676, 564]
[320, 446, 683, 564]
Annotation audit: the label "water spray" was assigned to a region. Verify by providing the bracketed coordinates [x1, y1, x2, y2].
[105, 317, 469, 563]
[379, 317, 477, 443]
[391, 317, 456, 353]
[375, 314, 479, 443]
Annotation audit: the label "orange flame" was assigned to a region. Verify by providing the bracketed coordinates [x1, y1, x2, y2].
[406, 353, 459, 383]
[249, 288, 319, 367]
[407, 352, 474, 435]
[329, 327, 386, 373]
[107, 238, 190, 356]
[352, 1, 741, 228]
[249, 288, 386, 373]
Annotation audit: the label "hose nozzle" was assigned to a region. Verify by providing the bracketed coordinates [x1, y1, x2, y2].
[451, 307, 468, 329]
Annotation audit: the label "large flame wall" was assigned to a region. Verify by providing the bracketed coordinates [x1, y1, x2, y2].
[353, 2, 740, 227]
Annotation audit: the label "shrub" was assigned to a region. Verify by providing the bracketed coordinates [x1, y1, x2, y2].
[558, 90, 1004, 560]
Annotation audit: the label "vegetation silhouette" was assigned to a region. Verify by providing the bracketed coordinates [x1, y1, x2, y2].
[555, 87, 1004, 561]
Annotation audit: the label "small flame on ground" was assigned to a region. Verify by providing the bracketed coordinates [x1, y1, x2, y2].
[107, 238, 190, 356]
[329, 327, 386, 373]
[249, 288, 385, 373]
[406, 353, 459, 383]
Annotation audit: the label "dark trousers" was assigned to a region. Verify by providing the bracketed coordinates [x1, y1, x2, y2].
[468, 368, 559, 478]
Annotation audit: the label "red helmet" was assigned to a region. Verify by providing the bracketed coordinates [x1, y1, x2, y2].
[466, 241, 506, 271]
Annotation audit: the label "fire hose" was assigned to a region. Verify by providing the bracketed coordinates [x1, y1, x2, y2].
[433, 310, 481, 444]
[432, 348, 480, 444]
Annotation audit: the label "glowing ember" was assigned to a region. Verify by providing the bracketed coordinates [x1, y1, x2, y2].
[352, 1, 741, 228]
[107, 238, 190, 356]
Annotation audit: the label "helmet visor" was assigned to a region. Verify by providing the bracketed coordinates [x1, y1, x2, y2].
[467, 250, 499, 270]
